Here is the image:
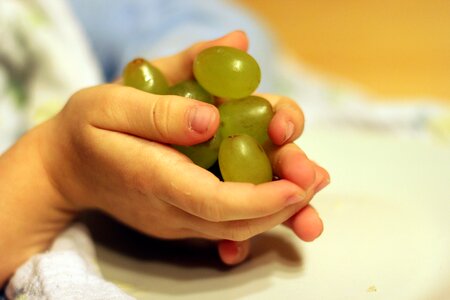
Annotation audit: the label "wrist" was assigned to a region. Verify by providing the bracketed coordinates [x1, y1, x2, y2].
[0, 120, 77, 285]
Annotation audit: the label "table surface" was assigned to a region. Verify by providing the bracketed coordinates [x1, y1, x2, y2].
[235, 0, 450, 102]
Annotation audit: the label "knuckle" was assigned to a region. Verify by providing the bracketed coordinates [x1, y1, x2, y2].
[152, 173, 226, 222]
[222, 220, 254, 241]
[70, 85, 124, 123]
[149, 95, 173, 140]
[200, 184, 230, 222]
[93, 84, 125, 107]
[124, 168, 151, 197]
[64, 87, 91, 115]
[194, 199, 224, 222]
[179, 187, 222, 222]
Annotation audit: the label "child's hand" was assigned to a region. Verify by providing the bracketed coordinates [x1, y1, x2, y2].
[45, 82, 308, 236]
[46, 31, 328, 263]
[0, 31, 329, 284]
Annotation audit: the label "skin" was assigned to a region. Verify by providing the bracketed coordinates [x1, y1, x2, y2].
[0, 31, 330, 284]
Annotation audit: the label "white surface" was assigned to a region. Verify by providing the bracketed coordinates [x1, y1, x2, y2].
[95, 128, 450, 300]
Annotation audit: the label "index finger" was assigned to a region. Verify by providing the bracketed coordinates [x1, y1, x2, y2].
[153, 158, 308, 222]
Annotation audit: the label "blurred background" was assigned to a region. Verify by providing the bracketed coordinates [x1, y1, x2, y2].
[235, 0, 450, 103]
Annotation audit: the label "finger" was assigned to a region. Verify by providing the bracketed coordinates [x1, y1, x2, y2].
[217, 240, 251, 265]
[157, 160, 308, 222]
[268, 143, 331, 194]
[74, 84, 219, 146]
[143, 188, 304, 243]
[152, 30, 249, 85]
[267, 143, 317, 191]
[284, 205, 324, 242]
[192, 201, 304, 241]
[92, 131, 308, 223]
[86, 130, 306, 242]
[258, 94, 305, 145]
[123, 138, 308, 222]
[312, 162, 331, 193]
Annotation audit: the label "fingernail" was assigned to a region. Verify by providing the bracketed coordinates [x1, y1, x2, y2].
[315, 177, 330, 193]
[283, 121, 295, 144]
[220, 240, 241, 265]
[286, 191, 307, 206]
[188, 106, 216, 134]
[309, 171, 324, 192]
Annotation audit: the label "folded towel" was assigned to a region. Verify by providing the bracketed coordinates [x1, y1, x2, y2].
[5, 224, 134, 300]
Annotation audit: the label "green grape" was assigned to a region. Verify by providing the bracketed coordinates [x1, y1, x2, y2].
[123, 58, 169, 95]
[218, 135, 272, 184]
[193, 46, 261, 99]
[219, 95, 273, 145]
[168, 80, 214, 104]
[173, 132, 222, 169]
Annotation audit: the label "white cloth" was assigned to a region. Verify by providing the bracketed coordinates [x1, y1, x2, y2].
[5, 224, 134, 300]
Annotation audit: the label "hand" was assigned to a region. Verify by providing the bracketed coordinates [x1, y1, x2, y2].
[0, 31, 329, 284]
[50, 31, 328, 260]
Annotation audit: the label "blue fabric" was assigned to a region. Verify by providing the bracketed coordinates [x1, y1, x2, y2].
[68, 0, 278, 92]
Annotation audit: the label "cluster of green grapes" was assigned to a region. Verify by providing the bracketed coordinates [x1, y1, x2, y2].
[122, 46, 274, 184]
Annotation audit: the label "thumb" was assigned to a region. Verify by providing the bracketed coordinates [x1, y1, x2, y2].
[75, 84, 219, 146]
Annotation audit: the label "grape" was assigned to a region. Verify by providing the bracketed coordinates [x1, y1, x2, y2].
[219, 95, 273, 145]
[193, 46, 261, 99]
[173, 133, 222, 169]
[123, 58, 169, 95]
[218, 135, 272, 184]
[168, 80, 214, 104]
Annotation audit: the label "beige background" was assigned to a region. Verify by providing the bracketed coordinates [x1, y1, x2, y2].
[235, 0, 450, 102]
